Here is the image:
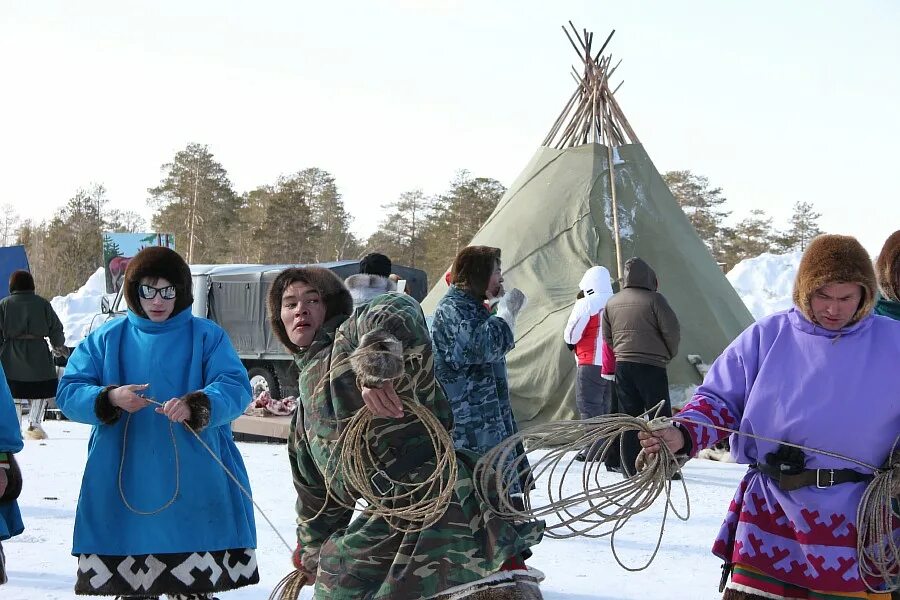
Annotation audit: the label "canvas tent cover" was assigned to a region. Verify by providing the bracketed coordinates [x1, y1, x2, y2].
[422, 143, 754, 428]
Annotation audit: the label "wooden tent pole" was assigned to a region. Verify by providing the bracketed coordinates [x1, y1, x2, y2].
[601, 67, 624, 282]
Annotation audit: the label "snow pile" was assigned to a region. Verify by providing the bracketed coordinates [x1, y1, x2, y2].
[727, 251, 803, 320]
[49, 268, 113, 346]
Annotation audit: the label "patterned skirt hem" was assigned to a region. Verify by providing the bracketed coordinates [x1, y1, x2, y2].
[74, 548, 258, 596]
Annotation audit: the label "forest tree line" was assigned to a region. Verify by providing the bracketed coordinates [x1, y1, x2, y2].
[6, 143, 822, 298]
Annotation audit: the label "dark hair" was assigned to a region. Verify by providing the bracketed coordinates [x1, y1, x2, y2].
[450, 246, 501, 300]
[359, 253, 392, 278]
[9, 270, 35, 293]
[268, 267, 353, 353]
[122, 247, 193, 318]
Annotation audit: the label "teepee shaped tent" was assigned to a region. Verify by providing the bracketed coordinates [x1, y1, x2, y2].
[422, 25, 754, 428]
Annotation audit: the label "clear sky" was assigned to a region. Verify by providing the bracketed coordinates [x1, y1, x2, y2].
[2, 0, 898, 255]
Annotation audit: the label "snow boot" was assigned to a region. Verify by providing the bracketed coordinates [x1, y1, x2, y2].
[24, 423, 48, 440]
[429, 567, 545, 600]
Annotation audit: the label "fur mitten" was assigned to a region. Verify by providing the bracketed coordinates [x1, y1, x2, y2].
[350, 331, 404, 389]
[496, 288, 527, 335]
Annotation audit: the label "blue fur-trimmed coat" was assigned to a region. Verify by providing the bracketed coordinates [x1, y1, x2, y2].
[56, 309, 256, 556]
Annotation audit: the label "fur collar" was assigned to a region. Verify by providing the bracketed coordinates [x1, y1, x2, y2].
[345, 273, 396, 306]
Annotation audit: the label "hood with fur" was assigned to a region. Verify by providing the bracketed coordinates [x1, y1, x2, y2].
[792, 234, 876, 326]
[268, 266, 353, 353]
[876, 230, 900, 302]
[345, 273, 397, 307]
[450, 245, 501, 300]
[123, 247, 193, 318]
[578, 265, 614, 314]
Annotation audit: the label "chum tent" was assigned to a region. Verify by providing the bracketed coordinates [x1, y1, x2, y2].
[421, 25, 754, 428]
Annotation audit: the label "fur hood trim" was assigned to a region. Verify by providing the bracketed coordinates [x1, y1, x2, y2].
[876, 230, 900, 302]
[268, 266, 353, 353]
[345, 273, 397, 306]
[792, 234, 876, 325]
[123, 247, 193, 318]
[450, 246, 501, 300]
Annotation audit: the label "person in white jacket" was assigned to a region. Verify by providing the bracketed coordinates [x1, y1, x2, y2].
[563, 266, 614, 462]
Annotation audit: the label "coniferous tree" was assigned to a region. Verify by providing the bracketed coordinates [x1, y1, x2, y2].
[774, 201, 824, 252]
[719, 209, 776, 269]
[664, 170, 731, 262]
[421, 171, 505, 284]
[251, 177, 321, 264]
[366, 190, 431, 268]
[149, 143, 239, 263]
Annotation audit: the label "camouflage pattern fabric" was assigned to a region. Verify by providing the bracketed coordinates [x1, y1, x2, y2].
[431, 285, 531, 495]
[288, 292, 543, 600]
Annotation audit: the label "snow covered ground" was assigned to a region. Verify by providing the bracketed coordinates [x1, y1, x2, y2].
[4, 420, 746, 600]
[726, 251, 802, 320]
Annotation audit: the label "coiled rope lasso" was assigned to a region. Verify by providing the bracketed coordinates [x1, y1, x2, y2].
[474, 400, 900, 592]
[474, 402, 689, 572]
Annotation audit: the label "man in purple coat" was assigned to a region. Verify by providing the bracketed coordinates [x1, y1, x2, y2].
[640, 234, 900, 600]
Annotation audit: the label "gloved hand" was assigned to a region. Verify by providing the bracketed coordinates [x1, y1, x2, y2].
[496, 288, 527, 334]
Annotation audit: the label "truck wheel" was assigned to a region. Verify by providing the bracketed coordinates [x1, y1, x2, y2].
[247, 366, 280, 399]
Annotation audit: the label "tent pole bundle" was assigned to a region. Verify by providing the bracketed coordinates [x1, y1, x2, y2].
[541, 23, 641, 281]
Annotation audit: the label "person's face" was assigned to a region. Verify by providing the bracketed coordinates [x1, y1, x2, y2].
[280, 282, 327, 348]
[486, 261, 504, 299]
[810, 282, 863, 330]
[138, 276, 176, 322]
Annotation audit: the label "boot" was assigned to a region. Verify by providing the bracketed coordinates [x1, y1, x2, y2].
[25, 399, 49, 440]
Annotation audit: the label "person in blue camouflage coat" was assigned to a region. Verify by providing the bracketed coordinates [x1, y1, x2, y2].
[431, 246, 531, 496]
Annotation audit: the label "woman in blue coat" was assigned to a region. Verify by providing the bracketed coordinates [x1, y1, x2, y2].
[0, 363, 24, 586]
[57, 247, 258, 600]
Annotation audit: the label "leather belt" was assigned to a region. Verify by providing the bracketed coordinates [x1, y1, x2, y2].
[752, 462, 873, 491]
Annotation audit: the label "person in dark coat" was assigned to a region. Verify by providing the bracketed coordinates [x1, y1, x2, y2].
[0, 270, 66, 440]
[601, 257, 680, 477]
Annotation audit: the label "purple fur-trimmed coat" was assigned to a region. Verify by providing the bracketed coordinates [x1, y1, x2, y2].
[678, 308, 900, 593]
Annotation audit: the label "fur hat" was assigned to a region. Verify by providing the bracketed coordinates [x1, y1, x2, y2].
[8, 270, 35, 293]
[450, 246, 501, 300]
[792, 234, 876, 326]
[123, 247, 193, 318]
[268, 266, 353, 353]
[359, 252, 393, 278]
[875, 230, 900, 302]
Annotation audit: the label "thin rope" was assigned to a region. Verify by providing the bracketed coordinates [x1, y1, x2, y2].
[128, 397, 296, 555]
[118, 411, 179, 515]
[474, 403, 900, 591]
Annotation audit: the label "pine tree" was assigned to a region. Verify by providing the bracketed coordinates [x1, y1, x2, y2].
[719, 209, 776, 269]
[775, 201, 824, 252]
[421, 171, 506, 285]
[251, 177, 321, 264]
[292, 168, 357, 262]
[366, 190, 431, 268]
[664, 170, 731, 261]
[149, 143, 239, 263]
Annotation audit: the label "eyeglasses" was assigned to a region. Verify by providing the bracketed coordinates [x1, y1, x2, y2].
[138, 284, 177, 300]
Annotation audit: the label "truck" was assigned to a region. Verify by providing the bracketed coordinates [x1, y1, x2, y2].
[95, 260, 428, 399]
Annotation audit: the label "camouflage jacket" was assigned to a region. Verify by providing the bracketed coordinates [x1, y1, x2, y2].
[288, 292, 542, 600]
[431, 286, 530, 494]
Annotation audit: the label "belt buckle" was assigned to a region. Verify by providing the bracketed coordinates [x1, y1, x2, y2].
[816, 469, 835, 488]
[370, 469, 394, 496]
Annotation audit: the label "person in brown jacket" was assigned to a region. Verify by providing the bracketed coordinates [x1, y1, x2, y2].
[601, 257, 680, 477]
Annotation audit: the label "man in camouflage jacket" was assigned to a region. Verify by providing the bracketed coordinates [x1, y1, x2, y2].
[431, 246, 531, 496]
[268, 266, 543, 600]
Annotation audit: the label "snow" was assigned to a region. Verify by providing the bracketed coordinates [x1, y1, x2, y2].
[3, 420, 745, 600]
[49, 268, 112, 347]
[727, 251, 802, 320]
